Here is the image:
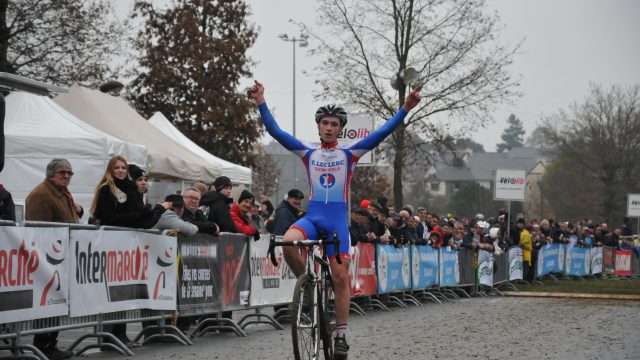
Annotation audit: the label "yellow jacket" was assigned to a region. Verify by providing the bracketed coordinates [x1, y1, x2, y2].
[520, 229, 533, 265]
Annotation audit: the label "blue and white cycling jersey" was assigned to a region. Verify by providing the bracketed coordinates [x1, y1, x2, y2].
[259, 102, 407, 258]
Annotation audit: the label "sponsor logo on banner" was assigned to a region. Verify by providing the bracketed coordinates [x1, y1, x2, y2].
[615, 250, 632, 277]
[69, 230, 176, 317]
[438, 247, 460, 286]
[249, 235, 296, 306]
[411, 247, 420, 287]
[376, 245, 406, 294]
[411, 245, 439, 290]
[566, 247, 590, 277]
[402, 247, 410, 288]
[349, 243, 376, 297]
[1, 227, 69, 323]
[509, 247, 523, 281]
[590, 247, 603, 275]
[377, 246, 388, 292]
[478, 250, 494, 287]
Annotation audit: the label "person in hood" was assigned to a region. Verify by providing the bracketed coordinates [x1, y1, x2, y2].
[199, 176, 237, 233]
[230, 189, 260, 241]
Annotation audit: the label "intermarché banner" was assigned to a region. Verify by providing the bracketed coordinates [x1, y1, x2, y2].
[69, 230, 177, 317]
[0, 227, 69, 323]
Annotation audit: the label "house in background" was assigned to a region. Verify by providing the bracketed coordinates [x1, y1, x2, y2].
[427, 147, 547, 219]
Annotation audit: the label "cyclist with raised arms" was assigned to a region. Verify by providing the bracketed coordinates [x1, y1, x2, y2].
[249, 81, 422, 359]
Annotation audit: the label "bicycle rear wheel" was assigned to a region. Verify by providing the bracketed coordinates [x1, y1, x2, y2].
[319, 274, 336, 360]
[291, 273, 320, 360]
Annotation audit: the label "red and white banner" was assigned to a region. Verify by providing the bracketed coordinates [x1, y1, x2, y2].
[0, 227, 69, 323]
[349, 242, 377, 297]
[69, 229, 177, 317]
[614, 249, 632, 277]
[248, 235, 297, 306]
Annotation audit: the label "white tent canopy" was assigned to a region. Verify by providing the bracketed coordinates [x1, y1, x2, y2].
[0, 91, 147, 220]
[148, 112, 252, 185]
[54, 86, 222, 181]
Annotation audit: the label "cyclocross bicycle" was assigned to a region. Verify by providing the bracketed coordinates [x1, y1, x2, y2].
[268, 232, 342, 360]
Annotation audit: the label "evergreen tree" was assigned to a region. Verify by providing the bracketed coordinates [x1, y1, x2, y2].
[496, 114, 525, 152]
[128, 0, 260, 167]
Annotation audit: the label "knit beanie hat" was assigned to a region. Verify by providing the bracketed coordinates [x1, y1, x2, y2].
[238, 189, 255, 204]
[213, 176, 232, 192]
[128, 164, 147, 180]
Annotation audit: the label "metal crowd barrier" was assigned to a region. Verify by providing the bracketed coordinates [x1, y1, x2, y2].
[0, 223, 190, 360]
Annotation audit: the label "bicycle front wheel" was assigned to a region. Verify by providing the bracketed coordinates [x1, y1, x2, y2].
[291, 273, 320, 360]
[319, 275, 336, 360]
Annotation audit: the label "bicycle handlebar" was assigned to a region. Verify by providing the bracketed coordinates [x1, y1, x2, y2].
[267, 232, 342, 266]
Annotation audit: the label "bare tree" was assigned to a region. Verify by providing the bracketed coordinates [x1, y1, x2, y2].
[541, 83, 640, 223]
[251, 145, 281, 200]
[303, 0, 520, 208]
[0, 0, 126, 86]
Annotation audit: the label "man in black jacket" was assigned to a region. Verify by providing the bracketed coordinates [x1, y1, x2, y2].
[199, 176, 237, 233]
[272, 189, 304, 235]
[182, 187, 219, 235]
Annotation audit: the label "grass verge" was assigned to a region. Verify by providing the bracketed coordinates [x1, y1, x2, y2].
[514, 277, 640, 295]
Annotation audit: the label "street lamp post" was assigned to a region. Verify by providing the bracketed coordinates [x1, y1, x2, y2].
[278, 32, 308, 138]
[279, 32, 308, 192]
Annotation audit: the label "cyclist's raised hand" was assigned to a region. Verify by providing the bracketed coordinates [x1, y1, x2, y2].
[248, 80, 266, 105]
[402, 85, 423, 112]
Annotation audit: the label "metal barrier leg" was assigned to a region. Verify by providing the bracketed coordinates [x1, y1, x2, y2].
[348, 302, 367, 316]
[385, 294, 408, 308]
[133, 314, 193, 346]
[238, 308, 284, 330]
[419, 291, 442, 304]
[402, 292, 422, 306]
[452, 288, 472, 298]
[190, 313, 247, 338]
[67, 318, 134, 356]
[366, 298, 390, 312]
[0, 337, 47, 360]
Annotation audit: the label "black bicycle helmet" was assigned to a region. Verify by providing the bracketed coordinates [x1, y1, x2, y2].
[315, 104, 347, 127]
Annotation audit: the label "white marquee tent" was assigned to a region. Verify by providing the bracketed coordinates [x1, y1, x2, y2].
[0, 91, 147, 221]
[148, 112, 252, 185]
[54, 86, 222, 181]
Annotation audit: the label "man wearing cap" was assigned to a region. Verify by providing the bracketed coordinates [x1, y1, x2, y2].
[25, 159, 81, 360]
[272, 189, 305, 236]
[366, 200, 386, 238]
[153, 194, 198, 236]
[199, 176, 237, 233]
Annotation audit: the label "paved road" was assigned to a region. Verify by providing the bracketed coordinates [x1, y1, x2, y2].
[50, 297, 640, 359]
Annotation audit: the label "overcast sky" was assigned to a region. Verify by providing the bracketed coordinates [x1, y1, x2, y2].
[115, 0, 640, 152]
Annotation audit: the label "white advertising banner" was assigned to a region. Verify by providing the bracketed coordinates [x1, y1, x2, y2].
[590, 247, 603, 275]
[0, 227, 69, 323]
[337, 113, 374, 164]
[627, 194, 640, 217]
[69, 230, 177, 317]
[508, 247, 523, 281]
[478, 250, 494, 287]
[248, 235, 297, 306]
[494, 169, 526, 201]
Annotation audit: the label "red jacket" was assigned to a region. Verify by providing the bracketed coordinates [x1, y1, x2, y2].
[230, 202, 257, 236]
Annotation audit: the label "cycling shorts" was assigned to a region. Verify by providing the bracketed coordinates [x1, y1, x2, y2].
[290, 201, 351, 259]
